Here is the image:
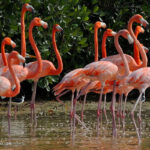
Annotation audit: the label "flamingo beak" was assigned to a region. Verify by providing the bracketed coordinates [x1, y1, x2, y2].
[112, 31, 117, 36]
[140, 18, 149, 28]
[25, 53, 36, 58]
[101, 22, 106, 28]
[40, 20, 48, 29]
[11, 40, 16, 48]
[143, 46, 149, 53]
[17, 54, 25, 63]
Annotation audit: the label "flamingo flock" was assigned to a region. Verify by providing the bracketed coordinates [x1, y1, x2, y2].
[0, 3, 149, 144]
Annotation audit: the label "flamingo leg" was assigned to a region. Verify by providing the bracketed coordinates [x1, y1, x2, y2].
[111, 80, 117, 138]
[122, 94, 128, 134]
[56, 89, 70, 104]
[117, 95, 121, 128]
[30, 80, 38, 126]
[81, 93, 87, 121]
[14, 105, 17, 120]
[8, 97, 12, 136]
[70, 91, 75, 131]
[72, 90, 80, 135]
[72, 81, 92, 133]
[103, 94, 108, 124]
[97, 83, 105, 136]
[131, 92, 142, 144]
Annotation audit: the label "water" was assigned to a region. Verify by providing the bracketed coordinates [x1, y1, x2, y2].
[0, 102, 150, 150]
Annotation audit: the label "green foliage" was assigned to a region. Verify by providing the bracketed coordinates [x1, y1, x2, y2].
[0, 0, 150, 96]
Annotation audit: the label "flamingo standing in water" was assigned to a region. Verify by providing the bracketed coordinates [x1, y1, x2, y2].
[0, 18, 47, 120]
[71, 29, 134, 137]
[0, 51, 25, 135]
[116, 25, 149, 131]
[25, 23, 64, 123]
[53, 21, 106, 124]
[117, 14, 149, 143]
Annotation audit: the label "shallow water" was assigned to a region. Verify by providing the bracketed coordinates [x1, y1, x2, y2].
[0, 106, 150, 150]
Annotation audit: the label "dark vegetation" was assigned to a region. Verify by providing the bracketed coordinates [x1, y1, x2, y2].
[0, 0, 150, 100]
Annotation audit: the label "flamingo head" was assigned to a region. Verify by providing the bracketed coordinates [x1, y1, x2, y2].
[105, 29, 116, 36]
[132, 14, 149, 28]
[119, 29, 134, 44]
[32, 17, 48, 29]
[54, 24, 64, 40]
[23, 3, 35, 13]
[54, 24, 63, 32]
[8, 51, 25, 64]
[135, 25, 145, 34]
[95, 21, 106, 29]
[3, 37, 16, 48]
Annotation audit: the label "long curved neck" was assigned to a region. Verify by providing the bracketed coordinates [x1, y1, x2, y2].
[51, 28, 63, 75]
[128, 19, 147, 68]
[94, 26, 99, 61]
[1, 41, 8, 66]
[101, 32, 107, 58]
[7, 56, 20, 97]
[21, 9, 26, 57]
[27, 23, 42, 78]
[115, 33, 130, 77]
[133, 29, 141, 65]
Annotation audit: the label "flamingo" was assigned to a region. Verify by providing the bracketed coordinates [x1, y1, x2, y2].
[0, 51, 25, 135]
[117, 14, 149, 143]
[53, 21, 107, 123]
[71, 29, 134, 137]
[25, 23, 64, 123]
[115, 25, 149, 131]
[0, 18, 47, 120]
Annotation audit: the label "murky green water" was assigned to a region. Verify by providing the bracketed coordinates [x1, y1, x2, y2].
[0, 104, 150, 150]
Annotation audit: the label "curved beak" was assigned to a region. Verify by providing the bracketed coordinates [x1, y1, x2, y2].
[11, 40, 16, 48]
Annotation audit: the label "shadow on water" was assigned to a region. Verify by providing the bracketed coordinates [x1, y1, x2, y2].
[0, 102, 150, 150]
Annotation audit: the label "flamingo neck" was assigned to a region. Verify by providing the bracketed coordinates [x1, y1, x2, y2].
[1, 40, 8, 66]
[21, 9, 26, 57]
[115, 33, 130, 77]
[128, 19, 147, 68]
[51, 28, 63, 75]
[101, 33, 108, 58]
[133, 29, 141, 65]
[27, 23, 42, 78]
[7, 55, 20, 97]
[94, 26, 98, 61]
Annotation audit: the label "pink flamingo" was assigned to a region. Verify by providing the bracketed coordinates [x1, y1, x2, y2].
[53, 21, 106, 123]
[25, 23, 64, 123]
[0, 18, 47, 121]
[72, 29, 134, 137]
[0, 51, 25, 135]
[116, 25, 148, 131]
[118, 15, 149, 143]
